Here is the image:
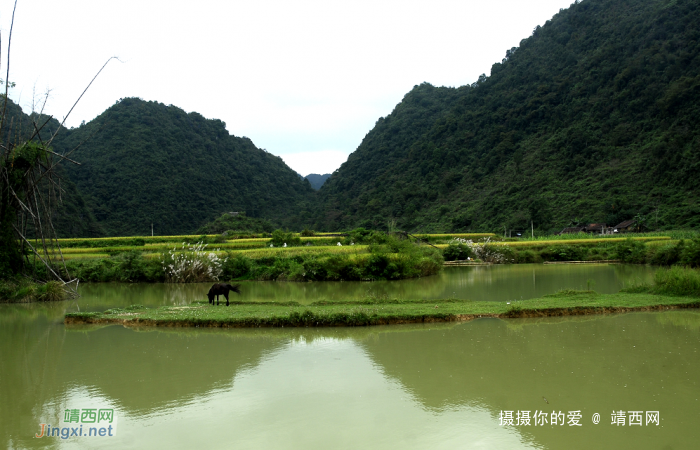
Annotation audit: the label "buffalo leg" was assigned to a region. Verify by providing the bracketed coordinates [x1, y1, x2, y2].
[225, 292, 230, 306]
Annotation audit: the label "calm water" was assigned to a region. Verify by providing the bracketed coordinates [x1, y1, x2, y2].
[3, 264, 698, 450]
[68, 263, 657, 310]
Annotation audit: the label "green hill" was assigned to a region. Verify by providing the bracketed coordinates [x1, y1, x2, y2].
[0, 99, 105, 239]
[314, 0, 700, 232]
[51, 98, 316, 236]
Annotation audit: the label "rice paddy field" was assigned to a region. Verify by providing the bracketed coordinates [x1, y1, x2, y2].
[31, 232, 681, 261]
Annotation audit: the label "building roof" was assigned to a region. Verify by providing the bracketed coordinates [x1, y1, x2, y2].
[615, 219, 636, 229]
[584, 223, 607, 231]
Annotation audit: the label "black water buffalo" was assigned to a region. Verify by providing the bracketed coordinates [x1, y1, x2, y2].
[207, 283, 241, 306]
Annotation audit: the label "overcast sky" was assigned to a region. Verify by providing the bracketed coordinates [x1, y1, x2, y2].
[2, 0, 575, 175]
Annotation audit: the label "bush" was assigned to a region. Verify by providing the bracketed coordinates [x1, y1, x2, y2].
[443, 243, 474, 261]
[37, 281, 67, 302]
[161, 242, 227, 283]
[649, 241, 684, 266]
[615, 239, 646, 263]
[680, 237, 700, 267]
[222, 254, 253, 279]
[541, 245, 587, 262]
[113, 250, 149, 282]
[269, 229, 301, 247]
[300, 228, 315, 237]
[515, 249, 542, 263]
[0, 278, 66, 302]
[651, 267, 700, 297]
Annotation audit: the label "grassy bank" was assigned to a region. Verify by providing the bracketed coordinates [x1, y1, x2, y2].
[64, 290, 700, 328]
[0, 278, 68, 303]
[64, 266, 700, 327]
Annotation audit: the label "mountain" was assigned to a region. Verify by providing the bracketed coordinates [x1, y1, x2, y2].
[305, 173, 331, 190]
[0, 99, 105, 238]
[313, 0, 700, 232]
[50, 98, 316, 236]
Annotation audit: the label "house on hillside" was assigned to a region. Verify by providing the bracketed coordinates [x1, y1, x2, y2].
[582, 223, 609, 234]
[614, 219, 637, 233]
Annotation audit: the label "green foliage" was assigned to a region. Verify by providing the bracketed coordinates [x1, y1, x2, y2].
[49, 98, 316, 236]
[442, 243, 474, 261]
[62, 252, 164, 282]
[650, 267, 700, 297]
[300, 228, 315, 237]
[541, 244, 589, 262]
[197, 212, 275, 235]
[0, 278, 67, 302]
[38, 281, 68, 302]
[269, 229, 302, 247]
[313, 0, 700, 233]
[615, 238, 647, 263]
[680, 237, 700, 267]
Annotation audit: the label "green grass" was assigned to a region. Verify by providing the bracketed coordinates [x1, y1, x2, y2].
[624, 267, 700, 297]
[64, 290, 700, 327]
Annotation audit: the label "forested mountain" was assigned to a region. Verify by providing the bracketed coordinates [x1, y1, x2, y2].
[50, 98, 316, 236]
[0, 99, 105, 238]
[314, 0, 700, 232]
[305, 173, 331, 190]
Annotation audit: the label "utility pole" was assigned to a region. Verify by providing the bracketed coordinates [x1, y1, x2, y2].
[151, 223, 154, 237]
[531, 220, 534, 239]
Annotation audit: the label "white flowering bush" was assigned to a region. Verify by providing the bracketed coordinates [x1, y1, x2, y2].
[450, 237, 514, 264]
[161, 242, 227, 282]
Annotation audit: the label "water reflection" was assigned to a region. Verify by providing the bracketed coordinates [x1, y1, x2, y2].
[2, 305, 699, 449]
[70, 264, 657, 311]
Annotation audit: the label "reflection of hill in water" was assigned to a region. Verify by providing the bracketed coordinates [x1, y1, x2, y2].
[355, 312, 698, 449]
[56, 326, 285, 413]
[0, 311, 284, 449]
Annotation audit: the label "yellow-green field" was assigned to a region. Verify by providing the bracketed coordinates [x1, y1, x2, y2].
[36, 233, 675, 261]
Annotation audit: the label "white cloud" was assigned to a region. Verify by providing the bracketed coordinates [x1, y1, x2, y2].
[2, 0, 576, 174]
[281, 150, 348, 176]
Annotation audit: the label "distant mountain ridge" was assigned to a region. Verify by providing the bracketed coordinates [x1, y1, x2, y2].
[304, 173, 331, 190]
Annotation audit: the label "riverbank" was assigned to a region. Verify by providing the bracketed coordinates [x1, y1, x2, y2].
[64, 289, 700, 328]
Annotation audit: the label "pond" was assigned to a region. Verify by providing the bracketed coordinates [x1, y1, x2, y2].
[68, 263, 657, 310]
[1, 306, 698, 449]
[3, 264, 697, 449]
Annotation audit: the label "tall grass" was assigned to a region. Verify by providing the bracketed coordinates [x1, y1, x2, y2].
[650, 267, 700, 297]
[0, 279, 67, 302]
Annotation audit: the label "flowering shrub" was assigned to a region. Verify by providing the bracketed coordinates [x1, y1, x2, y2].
[161, 242, 227, 282]
[450, 237, 514, 264]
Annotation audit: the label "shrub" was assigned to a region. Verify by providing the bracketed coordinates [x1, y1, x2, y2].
[680, 237, 700, 267]
[113, 250, 149, 282]
[300, 228, 315, 237]
[37, 281, 67, 302]
[222, 254, 253, 279]
[161, 242, 226, 283]
[649, 241, 684, 266]
[443, 243, 474, 261]
[540, 244, 587, 262]
[269, 229, 301, 247]
[651, 267, 700, 297]
[515, 249, 542, 263]
[615, 238, 646, 263]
